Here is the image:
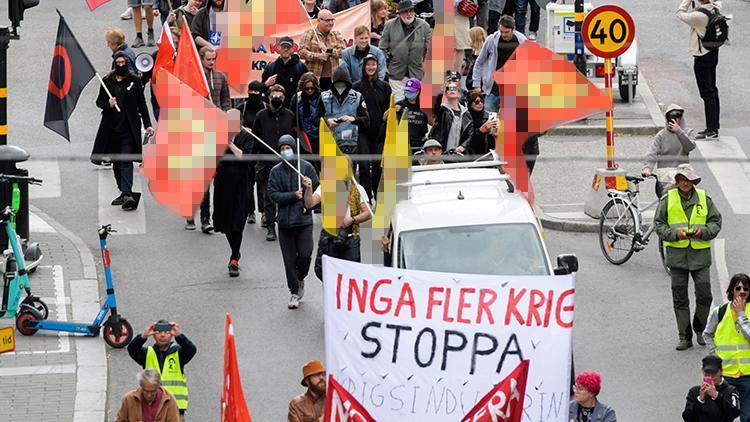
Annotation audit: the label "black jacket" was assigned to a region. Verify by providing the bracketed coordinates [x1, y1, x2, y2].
[428, 97, 473, 151]
[467, 108, 493, 155]
[268, 159, 319, 228]
[261, 54, 309, 108]
[127, 334, 197, 372]
[352, 74, 391, 135]
[396, 99, 428, 151]
[682, 381, 741, 422]
[251, 107, 296, 172]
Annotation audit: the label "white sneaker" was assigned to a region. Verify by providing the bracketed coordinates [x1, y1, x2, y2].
[528, 31, 538, 41]
[288, 294, 300, 309]
[120, 8, 132, 20]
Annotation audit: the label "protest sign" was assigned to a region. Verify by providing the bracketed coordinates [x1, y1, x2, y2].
[322, 257, 575, 421]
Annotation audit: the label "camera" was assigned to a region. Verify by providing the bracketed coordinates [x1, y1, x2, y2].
[332, 228, 351, 249]
[154, 322, 173, 332]
[326, 48, 333, 55]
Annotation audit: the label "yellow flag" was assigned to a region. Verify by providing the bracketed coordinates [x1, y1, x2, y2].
[319, 118, 352, 236]
[373, 94, 411, 230]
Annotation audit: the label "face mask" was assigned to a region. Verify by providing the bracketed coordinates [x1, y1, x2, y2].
[281, 149, 294, 160]
[334, 83, 347, 95]
[404, 91, 419, 100]
[114, 64, 129, 76]
[270, 97, 284, 109]
[401, 16, 415, 25]
[248, 93, 261, 105]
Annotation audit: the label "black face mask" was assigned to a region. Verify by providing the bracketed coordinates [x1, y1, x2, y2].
[247, 94, 262, 106]
[114, 64, 129, 76]
[270, 97, 284, 109]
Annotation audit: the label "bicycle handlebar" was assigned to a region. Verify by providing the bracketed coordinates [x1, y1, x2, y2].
[0, 174, 42, 185]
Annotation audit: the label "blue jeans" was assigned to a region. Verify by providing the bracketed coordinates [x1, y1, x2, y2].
[485, 93, 500, 113]
[515, 0, 540, 34]
[726, 375, 750, 422]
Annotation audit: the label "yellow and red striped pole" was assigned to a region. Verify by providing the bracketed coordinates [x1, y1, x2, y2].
[604, 57, 615, 169]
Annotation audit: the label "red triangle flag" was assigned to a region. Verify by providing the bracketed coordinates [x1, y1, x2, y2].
[221, 313, 252, 422]
[324, 375, 376, 422]
[173, 17, 210, 99]
[461, 360, 530, 422]
[86, 0, 111, 11]
[152, 22, 176, 85]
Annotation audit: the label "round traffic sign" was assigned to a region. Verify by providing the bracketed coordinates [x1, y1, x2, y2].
[582, 5, 635, 59]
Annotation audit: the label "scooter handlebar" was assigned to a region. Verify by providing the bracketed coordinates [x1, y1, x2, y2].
[0, 174, 43, 185]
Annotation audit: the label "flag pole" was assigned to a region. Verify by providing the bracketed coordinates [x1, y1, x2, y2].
[297, 0, 325, 47]
[241, 127, 305, 178]
[296, 135, 302, 190]
[95, 73, 121, 112]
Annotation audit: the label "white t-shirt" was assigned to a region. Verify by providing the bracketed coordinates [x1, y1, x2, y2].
[314, 183, 369, 219]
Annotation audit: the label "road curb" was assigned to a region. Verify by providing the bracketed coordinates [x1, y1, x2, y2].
[29, 205, 107, 422]
[638, 70, 667, 129]
[538, 212, 600, 233]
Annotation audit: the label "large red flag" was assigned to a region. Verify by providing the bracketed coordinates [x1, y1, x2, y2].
[86, 0, 112, 11]
[152, 22, 176, 85]
[461, 360, 530, 422]
[221, 313, 252, 422]
[324, 375, 375, 422]
[173, 17, 210, 99]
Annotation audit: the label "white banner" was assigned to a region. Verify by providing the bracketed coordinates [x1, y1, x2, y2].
[322, 257, 575, 422]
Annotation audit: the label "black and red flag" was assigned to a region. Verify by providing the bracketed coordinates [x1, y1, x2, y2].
[44, 10, 96, 141]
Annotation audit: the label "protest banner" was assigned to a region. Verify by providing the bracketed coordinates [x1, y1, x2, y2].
[322, 257, 575, 421]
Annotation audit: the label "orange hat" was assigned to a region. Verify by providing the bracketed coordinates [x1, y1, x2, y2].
[301, 360, 326, 386]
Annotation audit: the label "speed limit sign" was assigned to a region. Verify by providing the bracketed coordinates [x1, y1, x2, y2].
[582, 5, 635, 58]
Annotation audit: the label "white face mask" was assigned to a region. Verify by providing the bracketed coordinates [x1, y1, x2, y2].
[334, 83, 347, 95]
[401, 16, 415, 25]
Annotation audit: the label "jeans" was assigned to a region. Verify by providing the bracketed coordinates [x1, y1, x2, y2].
[112, 133, 134, 193]
[694, 49, 720, 132]
[670, 266, 712, 341]
[278, 225, 314, 295]
[725, 375, 750, 422]
[485, 93, 500, 113]
[515, 0, 540, 34]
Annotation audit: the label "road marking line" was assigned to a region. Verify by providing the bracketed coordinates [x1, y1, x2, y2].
[29, 211, 56, 233]
[0, 364, 75, 377]
[714, 238, 730, 297]
[25, 159, 62, 199]
[98, 169, 147, 234]
[697, 136, 750, 215]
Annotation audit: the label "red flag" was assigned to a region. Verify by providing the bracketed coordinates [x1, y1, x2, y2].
[86, 0, 111, 11]
[461, 360, 530, 422]
[299, 131, 313, 154]
[173, 17, 210, 99]
[221, 313, 252, 422]
[152, 22, 176, 85]
[324, 375, 375, 422]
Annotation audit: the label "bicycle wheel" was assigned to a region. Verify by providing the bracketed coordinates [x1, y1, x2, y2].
[658, 238, 672, 276]
[599, 199, 637, 265]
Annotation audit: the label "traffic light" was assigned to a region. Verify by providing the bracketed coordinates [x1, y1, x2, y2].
[8, 0, 40, 30]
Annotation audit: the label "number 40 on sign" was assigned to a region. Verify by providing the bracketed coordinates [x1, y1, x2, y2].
[0, 325, 15, 353]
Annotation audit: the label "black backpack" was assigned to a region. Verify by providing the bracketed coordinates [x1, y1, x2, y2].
[698, 7, 729, 50]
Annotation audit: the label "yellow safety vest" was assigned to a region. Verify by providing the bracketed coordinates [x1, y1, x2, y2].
[714, 303, 750, 377]
[145, 347, 189, 410]
[664, 188, 711, 249]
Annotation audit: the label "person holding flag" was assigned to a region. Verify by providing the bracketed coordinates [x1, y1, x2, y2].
[288, 360, 327, 422]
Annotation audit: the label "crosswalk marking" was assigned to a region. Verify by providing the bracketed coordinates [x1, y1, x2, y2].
[98, 168, 147, 234]
[697, 136, 750, 215]
[25, 159, 61, 199]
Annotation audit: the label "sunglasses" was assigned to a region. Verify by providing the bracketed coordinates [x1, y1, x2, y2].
[304, 86, 316, 92]
[320, 18, 335, 22]
[735, 285, 749, 292]
[472, 98, 484, 104]
[446, 85, 459, 92]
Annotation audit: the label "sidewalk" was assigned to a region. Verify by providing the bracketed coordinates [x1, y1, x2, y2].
[0, 206, 105, 422]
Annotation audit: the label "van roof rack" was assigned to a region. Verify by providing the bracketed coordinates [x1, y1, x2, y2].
[398, 174, 510, 188]
[411, 159, 507, 173]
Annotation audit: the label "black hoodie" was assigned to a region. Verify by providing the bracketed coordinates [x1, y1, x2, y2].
[352, 56, 391, 134]
[261, 53, 309, 107]
[316, 67, 370, 133]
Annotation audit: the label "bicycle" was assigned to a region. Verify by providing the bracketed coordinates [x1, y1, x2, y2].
[598, 174, 671, 275]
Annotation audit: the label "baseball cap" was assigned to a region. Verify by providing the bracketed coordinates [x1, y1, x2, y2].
[278, 36, 294, 47]
[702, 354, 722, 373]
[404, 78, 421, 92]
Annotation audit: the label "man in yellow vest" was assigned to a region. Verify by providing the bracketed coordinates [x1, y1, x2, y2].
[655, 164, 722, 351]
[704, 273, 750, 422]
[127, 320, 197, 417]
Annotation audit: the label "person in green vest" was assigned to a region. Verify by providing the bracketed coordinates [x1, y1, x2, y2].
[655, 164, 722, 351]
[704, 273, 750, 422]
[127, 320, 197, 417]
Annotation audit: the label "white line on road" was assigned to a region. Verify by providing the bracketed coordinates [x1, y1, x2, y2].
[714, 238, 730, 298]
[98, 168, 147, 234]
[25, 159, 61, 199]
[697, 136, 750, 215]
[0, 364, 75, 377]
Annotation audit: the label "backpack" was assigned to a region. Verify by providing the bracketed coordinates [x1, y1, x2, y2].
[697, 7, 729, 50]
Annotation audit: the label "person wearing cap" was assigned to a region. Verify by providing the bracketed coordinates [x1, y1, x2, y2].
[683, 354, 741, 422]
[703, 273, 750, 422]
[472, 14, 527, 112]
[288, 360, 326, 421]
[340, 25, 387, 84]
[353, 52, 392, 200]
[379, 0, 432, 101]
[421, 139, 444, 165]
[127, 321, 197, 415]
[395, 77, 429, 153]
[568, 371, 617, 422]
[262, 36, 309, 108]
[655, 164, 722, 351]
[642, 104, 696, 198]
[268, 135, 320, 310]
[299, 9, 346, 92]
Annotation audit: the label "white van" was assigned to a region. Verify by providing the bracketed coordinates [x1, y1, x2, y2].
[384, 160, 578, 276]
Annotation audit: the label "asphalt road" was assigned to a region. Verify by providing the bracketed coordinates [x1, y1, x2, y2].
[2, 0, 749, 420]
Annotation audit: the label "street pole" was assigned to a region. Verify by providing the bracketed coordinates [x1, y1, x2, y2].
[604, 57, 615, 169]
[0, 27, 8, 146]
[573, 0, 586, 75]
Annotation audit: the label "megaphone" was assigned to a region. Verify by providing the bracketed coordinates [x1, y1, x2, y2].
[135, 52, 154, 73]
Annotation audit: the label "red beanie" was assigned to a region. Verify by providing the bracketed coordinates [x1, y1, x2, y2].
[575, 371, 602, 396]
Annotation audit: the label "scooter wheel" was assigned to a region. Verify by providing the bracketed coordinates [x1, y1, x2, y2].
[16, 311, 39, 336]
[103, 318, 133, 348]
[29, 299, 49, 320]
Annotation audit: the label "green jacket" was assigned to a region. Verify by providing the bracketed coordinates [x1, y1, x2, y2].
[654, 187, 722, 270]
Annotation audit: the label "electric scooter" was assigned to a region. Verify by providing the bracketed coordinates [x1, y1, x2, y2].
[0, 173, 44, 274]
[0, 205, 47, 323]
[16, 224, 133, 348]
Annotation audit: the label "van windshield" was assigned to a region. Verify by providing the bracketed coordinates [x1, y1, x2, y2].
[398, 223, 550, 276]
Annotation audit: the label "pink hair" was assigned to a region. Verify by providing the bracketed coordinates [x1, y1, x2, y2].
[576, 371, 602, 396]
